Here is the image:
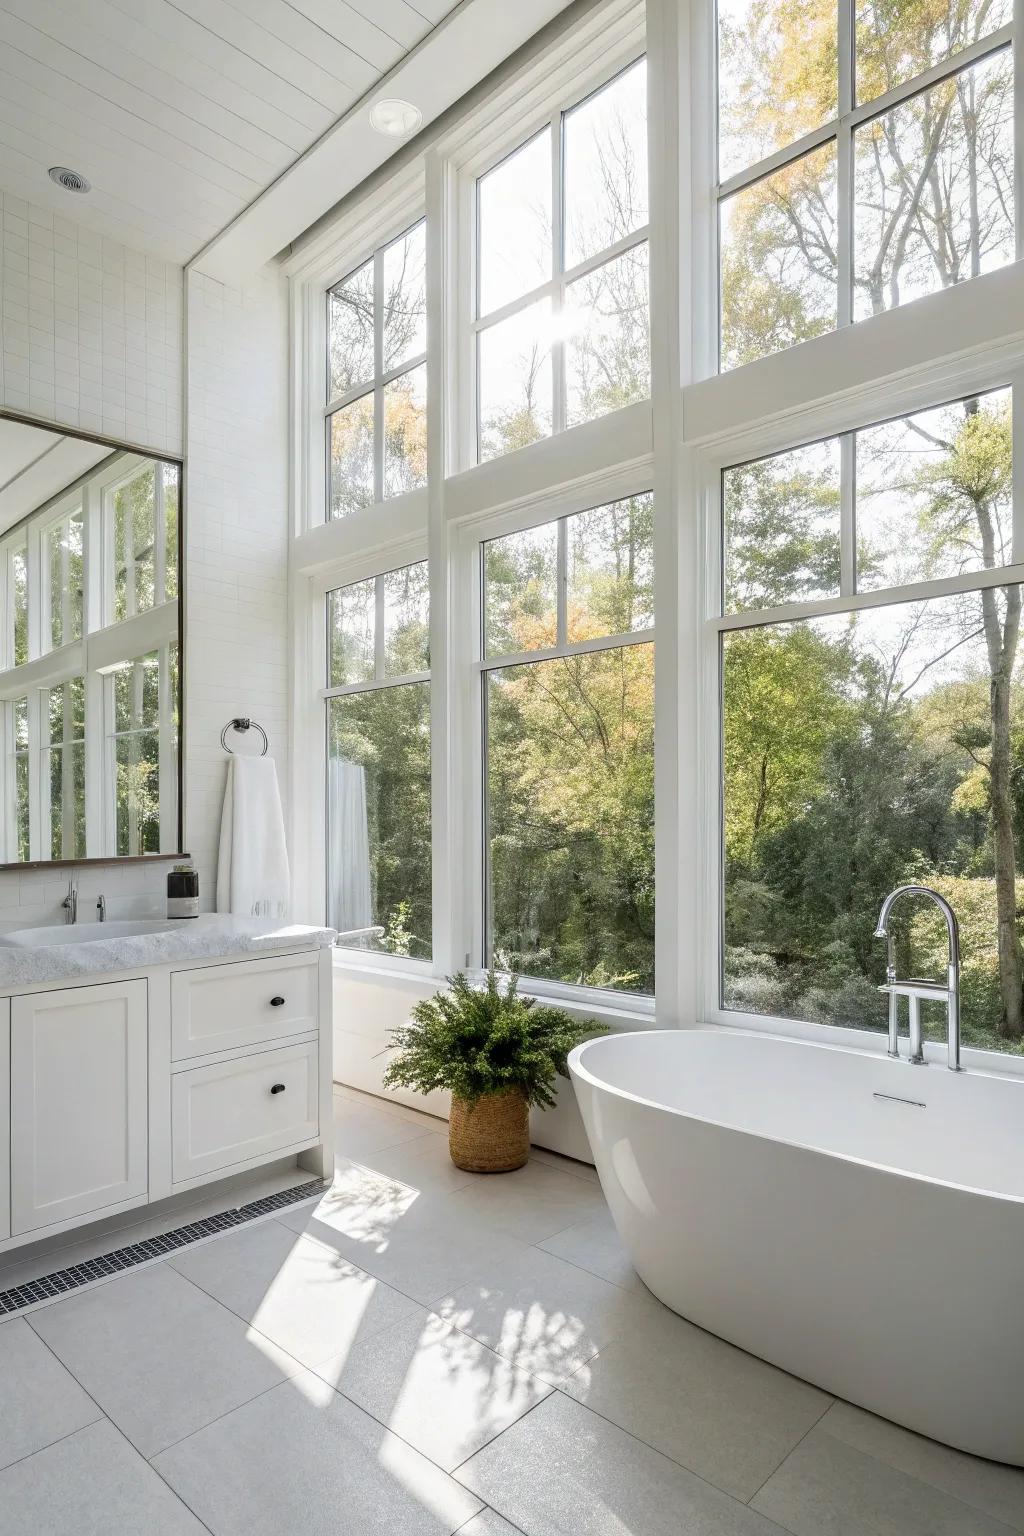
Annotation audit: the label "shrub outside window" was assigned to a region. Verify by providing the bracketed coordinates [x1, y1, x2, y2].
[481, 493, 655, 992]
[718, 385, 1024, 1054]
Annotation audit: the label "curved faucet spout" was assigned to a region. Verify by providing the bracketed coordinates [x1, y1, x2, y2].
[874, 883, 960, 953]
[873, 884, 961, 1072]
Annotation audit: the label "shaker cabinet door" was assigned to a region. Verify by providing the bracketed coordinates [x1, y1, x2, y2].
[10, 980, 148, 1236]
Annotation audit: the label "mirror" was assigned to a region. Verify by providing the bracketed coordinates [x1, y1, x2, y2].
[0, 413, 183, 867]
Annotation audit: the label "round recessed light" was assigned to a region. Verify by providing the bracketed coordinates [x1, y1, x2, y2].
[48, 166, 91, 194]
[369, 99, 422, 138]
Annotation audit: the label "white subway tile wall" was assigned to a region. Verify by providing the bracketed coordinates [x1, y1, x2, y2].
[0, 193, 182, 455]
[0, 202, 290, 919]
[184, 268, 289, 907]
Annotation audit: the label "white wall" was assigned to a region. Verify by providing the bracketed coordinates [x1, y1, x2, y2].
[0, 192, 181, 456]
[0, 198, 291, 922]
[0, 195, 184, 925]
[334, 964, 597, 1162]
[183, 267, 290, 904]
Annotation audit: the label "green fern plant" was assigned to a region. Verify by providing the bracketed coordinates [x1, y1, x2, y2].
[383, 971, 605, 1109]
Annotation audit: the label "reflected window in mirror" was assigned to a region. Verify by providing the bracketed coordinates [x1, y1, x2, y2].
[0, 415, 183, 867]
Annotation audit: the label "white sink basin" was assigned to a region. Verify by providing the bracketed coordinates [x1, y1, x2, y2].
[0, 920, 178, 947]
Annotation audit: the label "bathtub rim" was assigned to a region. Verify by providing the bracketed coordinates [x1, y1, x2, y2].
[568, 1025, 1024, 1205]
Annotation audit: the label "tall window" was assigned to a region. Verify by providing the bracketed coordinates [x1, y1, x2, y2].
[326, 221, 427, 518]
[0, 450, 180, 864]
[717, 385, 1024, 1053]
[325, 561, 431, 957]
[111, 461, 178, 621]
[108, 651, 169, 857]
[481, 493, 655, 991]
[475, 58, 650, 462]
[43, 506, 84, 651]
[45, 676, 86, 861]
[717, 0, 1015, 369]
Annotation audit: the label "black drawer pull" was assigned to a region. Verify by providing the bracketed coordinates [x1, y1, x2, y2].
[270, 995, 285, 1007]
[270, 1082, 286, 1095]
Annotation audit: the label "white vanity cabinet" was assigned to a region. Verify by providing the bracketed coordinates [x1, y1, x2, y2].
[0, 938, 333, 1257]
[10, 981, 149, 1237]
[0, 1000, 9, 1243]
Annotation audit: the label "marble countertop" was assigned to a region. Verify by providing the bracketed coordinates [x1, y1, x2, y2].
[0, 915, 337, 990]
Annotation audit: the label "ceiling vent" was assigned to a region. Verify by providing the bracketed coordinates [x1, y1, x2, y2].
[48, 166, 91, 194]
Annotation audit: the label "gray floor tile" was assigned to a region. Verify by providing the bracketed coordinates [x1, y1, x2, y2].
[169, 1216, 419, 1367]
[751, 1426, 1016, 1536]
[436, 1239, 646, 1386]
[562, 1297, 830, 1500]
[0, 1419, 206, 1536]
[819, 1401, 1024, 1532]
[456, 1391, 789, 1536]
[28, 1261, 301, 1457]
[354, 1132, 479, 1194]
[332, 1100, 439, 1160]
[444, 1159, 608, 1244]
[316, 1306, 552, 1471]
[528, 1146, 600, 1183]
[280, 1177, 527, 1307]
[538, 1207, 646, 1292]
[153, 1369, 483, 1536]
[0, 1317, 100, 1472]
[456, 1512, 525, 1535]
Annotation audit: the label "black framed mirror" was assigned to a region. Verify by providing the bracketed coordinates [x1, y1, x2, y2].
[0, 411, 184, 868]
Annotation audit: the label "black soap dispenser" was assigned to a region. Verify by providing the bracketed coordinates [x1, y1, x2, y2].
[167, 863, 199, 919]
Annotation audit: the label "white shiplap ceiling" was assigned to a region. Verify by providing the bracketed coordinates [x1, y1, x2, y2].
[0, 0, 461, 263]
[0, 418, 112, 534]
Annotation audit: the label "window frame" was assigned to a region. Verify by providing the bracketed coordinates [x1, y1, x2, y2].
[476, 487, 657, 1000]
[0, 444, 183, 867]
[713, 0, 1020, 370]
[469, 51, 651, 462]
[325, 216, 428, 518]
[308, 543, 432, 971]
[444, 6, 648, 475]
[700, 352, 1024, 1070]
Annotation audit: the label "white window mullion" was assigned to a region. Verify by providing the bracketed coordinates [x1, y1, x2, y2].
[84, 670, 104, 859]
[158, 642, 176, 852]
[373, 247, 385, 506]
[837, 0, 854, 330]
[30, 688, 45, 864]
[26, 522, 43, 664]
[840, 432, 856, 594]
[556, 515, 568, 646]
[550, 108, 567, 437]
[373, 573, 386, 680]
[155, 464, 167, 606]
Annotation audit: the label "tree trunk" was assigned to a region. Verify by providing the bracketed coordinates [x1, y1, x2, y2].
[981, 583, 1024, 1038]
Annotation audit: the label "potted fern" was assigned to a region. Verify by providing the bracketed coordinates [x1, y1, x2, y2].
[383, 971, 604, 1172]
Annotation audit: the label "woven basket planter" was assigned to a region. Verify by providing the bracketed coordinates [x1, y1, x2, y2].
[449, 1088, 529, 1173]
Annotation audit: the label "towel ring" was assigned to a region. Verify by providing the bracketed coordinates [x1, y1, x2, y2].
[220, 717, 268, 756]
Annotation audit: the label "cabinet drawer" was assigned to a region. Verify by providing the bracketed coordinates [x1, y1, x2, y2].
[172, 1040, 318, 1183]
[171, 953, 318, 1060]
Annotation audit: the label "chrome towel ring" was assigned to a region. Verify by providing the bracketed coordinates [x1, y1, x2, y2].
[220, 717, 269, 756]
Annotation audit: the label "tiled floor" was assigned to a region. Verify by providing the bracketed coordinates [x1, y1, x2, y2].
[2, 1085, 1024, 1536]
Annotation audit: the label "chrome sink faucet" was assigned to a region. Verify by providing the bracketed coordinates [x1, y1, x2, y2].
[61, 878, 77, 925]
[874, 885, 961, 1071]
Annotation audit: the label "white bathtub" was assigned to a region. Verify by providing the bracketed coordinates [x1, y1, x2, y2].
[569, 1027, 1024, 1465]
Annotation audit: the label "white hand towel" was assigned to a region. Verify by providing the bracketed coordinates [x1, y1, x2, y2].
[216, 754, 290, 919]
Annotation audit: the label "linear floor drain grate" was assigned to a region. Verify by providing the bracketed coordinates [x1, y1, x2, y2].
[0, 1180, 325, 1317]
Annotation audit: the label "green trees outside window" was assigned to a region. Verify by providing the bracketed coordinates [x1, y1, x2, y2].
[718, 0, 1015, 369]
[722, 387, 1024, 1051]
[483, 494, 655, 993]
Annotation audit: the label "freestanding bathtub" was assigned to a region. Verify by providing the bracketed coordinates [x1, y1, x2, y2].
[569, 1027, 1024, 1464]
